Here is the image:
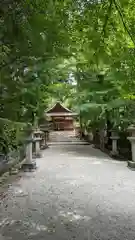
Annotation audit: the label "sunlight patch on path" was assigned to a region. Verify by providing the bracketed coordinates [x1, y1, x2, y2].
[92, 161, 101, 165]
[59, 211, 91, 222]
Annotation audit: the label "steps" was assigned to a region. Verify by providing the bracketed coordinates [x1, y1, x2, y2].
[49, 131, 89, 145]
[49, 141, 90, 145]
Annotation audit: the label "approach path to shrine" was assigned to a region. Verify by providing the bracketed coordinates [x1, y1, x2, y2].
[0, 133, 135, 239]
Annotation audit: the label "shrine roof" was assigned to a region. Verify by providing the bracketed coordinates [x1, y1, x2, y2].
[46, 112, 78, 117]
[45, 102, 78, 117]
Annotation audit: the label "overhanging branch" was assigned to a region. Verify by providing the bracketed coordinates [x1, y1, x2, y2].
[113, 0, 135, 47]
[102, 0, 113, 37]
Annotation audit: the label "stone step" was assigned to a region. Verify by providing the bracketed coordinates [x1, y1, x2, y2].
[48, 139, 81, 142]
[48, 141, 90, 145]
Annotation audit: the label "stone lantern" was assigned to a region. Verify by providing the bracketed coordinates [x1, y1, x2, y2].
[127, 125, 135, 169]
[97, 72, 105, 83]
[40, 124, 49, 149]
[33, 129, 43, 157]
[110, 130, 120, 157]
[22, 135, 36, 169]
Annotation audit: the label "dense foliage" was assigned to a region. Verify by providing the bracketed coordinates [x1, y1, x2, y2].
[72, 0, 135, 133]
[0, 0, 135, 153]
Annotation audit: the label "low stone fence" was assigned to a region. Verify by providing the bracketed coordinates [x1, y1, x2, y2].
[0, 125, 50, 181]
[81, 128, 132, 161]
[0, 145, 26, 176]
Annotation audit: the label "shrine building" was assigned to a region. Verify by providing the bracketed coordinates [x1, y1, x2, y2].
[45, 102, 77, 131]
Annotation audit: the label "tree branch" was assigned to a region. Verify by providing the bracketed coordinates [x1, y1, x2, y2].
[102, 0, 113, 37]
[113, 0, 135, 47]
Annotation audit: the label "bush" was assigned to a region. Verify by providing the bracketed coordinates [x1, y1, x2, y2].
[0, 119, 26, 154]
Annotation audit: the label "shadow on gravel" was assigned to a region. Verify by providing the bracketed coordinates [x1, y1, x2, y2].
[59, 144, 110, 160]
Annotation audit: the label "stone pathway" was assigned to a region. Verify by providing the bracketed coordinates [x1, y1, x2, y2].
[0, 141, 135, 239]
[49, 131, 88, 145]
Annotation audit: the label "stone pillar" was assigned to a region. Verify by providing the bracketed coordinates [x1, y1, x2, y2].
[127, 125, 135, 169]
[26, 140, 33, 164]
[88, 131, 93, 142]
[35, 138, 41, 154]
[44, 130, 49, 149]
[40, 125, 49, 149]
[110, 130, 119, 157]
[33, 129, 43, 157]
[100, 128, 106, 151]
[41, 132, 46, 147]
[22, 136, 36, 169]
[46, 130, 49, 141]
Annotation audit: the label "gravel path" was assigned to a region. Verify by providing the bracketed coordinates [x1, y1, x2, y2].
[0, 144, 135, 240]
